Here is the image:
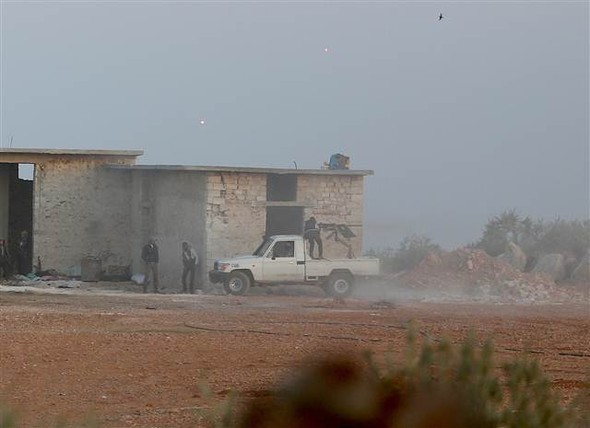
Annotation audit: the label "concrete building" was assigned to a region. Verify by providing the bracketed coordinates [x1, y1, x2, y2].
[0, 149, 373, 290]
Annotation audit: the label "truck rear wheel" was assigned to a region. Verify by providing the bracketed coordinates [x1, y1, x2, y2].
[223, 271, 251, 296]
[325, 272, 355, 298]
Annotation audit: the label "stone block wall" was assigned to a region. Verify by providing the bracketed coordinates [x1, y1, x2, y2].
[298, 175, 365, 259]
[205, 172, 267, 270]
[33, 157, 135, 274]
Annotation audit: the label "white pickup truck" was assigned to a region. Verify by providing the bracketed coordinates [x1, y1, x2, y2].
[208, 234, 380, 297]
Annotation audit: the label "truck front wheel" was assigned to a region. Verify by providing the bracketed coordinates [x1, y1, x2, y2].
[325, 273, 355, 298]
[223, 271, 251, 295]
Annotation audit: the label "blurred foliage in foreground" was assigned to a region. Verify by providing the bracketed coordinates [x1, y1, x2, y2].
[230, 330, 588, 428]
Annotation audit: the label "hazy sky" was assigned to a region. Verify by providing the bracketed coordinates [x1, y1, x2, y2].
[1, 1, 588, 249]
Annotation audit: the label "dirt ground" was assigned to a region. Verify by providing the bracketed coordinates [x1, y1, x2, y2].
[0, 281, 588, 428]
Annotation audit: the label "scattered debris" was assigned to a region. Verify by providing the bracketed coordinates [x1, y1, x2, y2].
[397, 247, 581, 302]
[370, 300, 397, 309]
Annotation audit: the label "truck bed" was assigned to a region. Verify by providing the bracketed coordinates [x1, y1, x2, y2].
[304, 257, 380, 277]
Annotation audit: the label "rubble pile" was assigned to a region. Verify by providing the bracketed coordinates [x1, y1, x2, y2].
[398, 248, 578, 302]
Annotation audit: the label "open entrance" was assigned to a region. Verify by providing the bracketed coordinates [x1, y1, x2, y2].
[265, 206, 304, 237]
[0, 163, 34, 275]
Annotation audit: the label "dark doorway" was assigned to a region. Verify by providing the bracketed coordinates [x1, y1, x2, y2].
[0, 163, 34, 274]
[265, 206, 304, 236]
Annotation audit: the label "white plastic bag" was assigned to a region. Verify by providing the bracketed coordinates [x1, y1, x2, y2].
[131, 273, 145, 285]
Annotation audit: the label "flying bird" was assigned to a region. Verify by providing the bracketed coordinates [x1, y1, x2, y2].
[439, 13, 444, 21]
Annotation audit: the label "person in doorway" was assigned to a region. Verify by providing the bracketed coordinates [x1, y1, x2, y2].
[181, 242, 199, 294]
[17, 230, 31, 275]
[0, 239, 11, 279]
[304, 216, 323, 259]
[141, 239, 160, 293]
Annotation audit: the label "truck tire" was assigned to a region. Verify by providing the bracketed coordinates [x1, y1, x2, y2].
[325, 272, 355, 298]
[223, 271, 251, 296]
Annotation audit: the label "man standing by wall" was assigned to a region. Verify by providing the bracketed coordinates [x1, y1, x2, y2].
[141, 239, 160, 293]
[181, 241, 199, 294]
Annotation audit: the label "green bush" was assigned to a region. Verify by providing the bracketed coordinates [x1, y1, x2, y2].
[533, 219, 590, 260]
[367, 234, 440, 273]
[476, 211, 590, 270]
[476, 210, 544, 257]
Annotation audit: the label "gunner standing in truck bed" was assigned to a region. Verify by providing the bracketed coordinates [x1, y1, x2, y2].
[304, 216, 323, 259]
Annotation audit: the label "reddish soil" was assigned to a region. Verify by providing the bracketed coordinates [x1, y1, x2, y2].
[0, 283, 588, 427]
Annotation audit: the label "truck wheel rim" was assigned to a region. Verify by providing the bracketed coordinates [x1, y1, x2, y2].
[229, 278, 243, 292]
[334, 279, 349, 293]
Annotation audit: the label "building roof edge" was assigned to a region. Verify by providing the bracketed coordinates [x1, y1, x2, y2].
[106, 164, 374, 176]
[0, 148, 143, 157]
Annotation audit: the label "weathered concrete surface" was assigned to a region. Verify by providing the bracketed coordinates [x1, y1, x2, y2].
[129, 170, 208, 291]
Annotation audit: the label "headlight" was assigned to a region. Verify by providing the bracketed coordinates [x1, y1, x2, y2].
[217, 262, 231, 272]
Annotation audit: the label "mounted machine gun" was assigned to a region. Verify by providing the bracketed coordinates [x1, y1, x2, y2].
[318, 223, 358, 259]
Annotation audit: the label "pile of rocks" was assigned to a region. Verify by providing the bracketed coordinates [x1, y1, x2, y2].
[398, 247, 578, 302]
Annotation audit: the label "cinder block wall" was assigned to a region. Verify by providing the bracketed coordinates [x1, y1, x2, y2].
[33, 157, 134, 274]
[205, 172, 267, 271]
[298, 175, 365, 259]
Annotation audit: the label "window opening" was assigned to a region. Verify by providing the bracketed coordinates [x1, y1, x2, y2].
[267, 174, 297, 201]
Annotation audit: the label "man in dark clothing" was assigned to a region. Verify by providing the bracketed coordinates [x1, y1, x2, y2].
[0, 239, 11, 279]
[304, 216, 323, 259]
[17, 231, 31, 275]
[141, 239, 160, 293]
[181, 241, 199, 294]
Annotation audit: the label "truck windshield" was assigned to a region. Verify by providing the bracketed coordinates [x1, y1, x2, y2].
[253, 238, 273, 256]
